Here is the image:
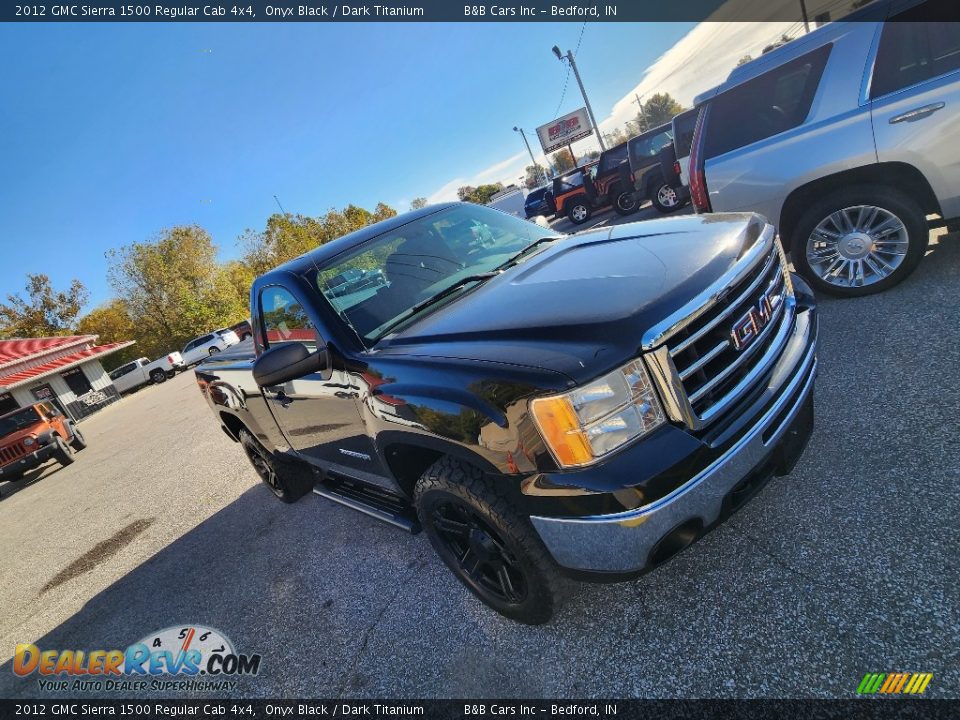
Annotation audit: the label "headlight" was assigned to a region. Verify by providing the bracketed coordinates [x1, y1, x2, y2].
[22, 437, 36, 446]
[530, 359, 665, 468]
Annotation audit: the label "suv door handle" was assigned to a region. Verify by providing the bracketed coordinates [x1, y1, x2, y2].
[889, 102, 945, 124]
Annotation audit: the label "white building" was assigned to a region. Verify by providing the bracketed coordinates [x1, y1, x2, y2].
[0, 335, 135, 421]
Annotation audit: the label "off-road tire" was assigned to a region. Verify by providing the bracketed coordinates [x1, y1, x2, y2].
[566, 197, 592, 225]
[790, 184, 928, 298]
[239, 429, 312, 503]
[611, 186, 640, 216]
[651, 181, 683, 213]
[415, 456, 567, 625]
[69, 425, 87, 451]
[53, 436, 75, 467]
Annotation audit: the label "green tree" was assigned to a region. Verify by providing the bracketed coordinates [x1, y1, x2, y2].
[410, 197, 428, 210]
[603, 128, 631, 147]
[456, 183, 504, 204]
[628, 92, 686, 134]
[0, 274, 88, 339]
[239, 202, 397, 277]
[523, 164, 550, 189]
[736, 54, 753, 67]
[550, 149, 577, 173]
[107, 225, 248, 358]
[76, 299, 139, 368]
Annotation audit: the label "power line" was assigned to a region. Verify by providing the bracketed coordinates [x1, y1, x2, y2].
[552, 22, 587, 118]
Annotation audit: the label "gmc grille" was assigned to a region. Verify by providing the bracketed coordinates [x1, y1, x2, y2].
[649, 235, 796, 430]
[0, 442, 27, 464]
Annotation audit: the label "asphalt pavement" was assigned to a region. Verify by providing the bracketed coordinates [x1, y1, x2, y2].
[0, 223, 957, 699]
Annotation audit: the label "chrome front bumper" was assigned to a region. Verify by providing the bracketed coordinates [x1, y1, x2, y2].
[530, 308, 817, 574]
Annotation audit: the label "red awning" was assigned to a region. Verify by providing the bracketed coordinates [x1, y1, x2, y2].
[0, 341, 136, 390]
[0, 336, 97, 371]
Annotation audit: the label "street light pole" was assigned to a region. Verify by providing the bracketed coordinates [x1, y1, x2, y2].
[552, 45, 606, 152]
[514, 126, 548, 186]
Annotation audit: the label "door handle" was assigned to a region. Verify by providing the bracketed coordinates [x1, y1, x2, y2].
[889, 102, 945, 124]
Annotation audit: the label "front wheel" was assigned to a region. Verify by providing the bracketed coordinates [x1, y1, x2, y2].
[53, 436, 75, 467]
[208, 346, 221, 356]
[415, 457, 566, 625]
[652, 182, 683, 213]
[69, 426, 87, 451]
[790, 185, 928, 297]
[566, 198, 592, 225]
[238, 429, 312, 503]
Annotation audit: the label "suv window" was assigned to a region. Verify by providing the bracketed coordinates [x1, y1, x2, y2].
[703, 44, 832, 160]
[628, 128, 673, 167]
[260, 286, 315, 347]
[871, 1, 960, 98]
[596, 144, 628, 174]
[673, 109, 699, 158]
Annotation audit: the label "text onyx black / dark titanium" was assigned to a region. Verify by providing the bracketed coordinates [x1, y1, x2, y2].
[195, 203, 817, 624]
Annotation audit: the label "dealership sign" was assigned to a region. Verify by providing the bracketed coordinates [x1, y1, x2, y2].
[536, 107, 592, 154]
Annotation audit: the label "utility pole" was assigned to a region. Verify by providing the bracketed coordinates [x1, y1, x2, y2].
[633, 93, 647, 131]
[552, 45, 606, 152]
[800, 0, 810, 32]
[514, 126, 548, 186]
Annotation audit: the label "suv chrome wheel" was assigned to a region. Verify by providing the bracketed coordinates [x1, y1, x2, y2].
[657, 185, 679, 208]
[570, 204, 588, 222]
[806, 205, 909, 289]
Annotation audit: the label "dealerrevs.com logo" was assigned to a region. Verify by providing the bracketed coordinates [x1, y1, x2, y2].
[13, 625, 261, 693]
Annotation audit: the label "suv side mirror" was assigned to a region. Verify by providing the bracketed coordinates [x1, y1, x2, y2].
[253, 342, 329, 387]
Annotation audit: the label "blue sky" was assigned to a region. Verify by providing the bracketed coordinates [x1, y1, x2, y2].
[0, 21, 706, 309]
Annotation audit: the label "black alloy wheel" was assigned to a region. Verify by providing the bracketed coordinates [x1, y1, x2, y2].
[429, 499, 527, 606]
[238, 429, 312, 503]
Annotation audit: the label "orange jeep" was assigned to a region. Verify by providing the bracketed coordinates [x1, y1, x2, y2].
[0, 402, 86, 484]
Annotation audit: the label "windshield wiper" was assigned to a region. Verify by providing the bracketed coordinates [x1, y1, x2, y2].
[376, 272, 501, 338]
[498, 236, 561, 269]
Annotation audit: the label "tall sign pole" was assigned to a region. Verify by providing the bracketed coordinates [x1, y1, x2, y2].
[552, 45, 606, 152]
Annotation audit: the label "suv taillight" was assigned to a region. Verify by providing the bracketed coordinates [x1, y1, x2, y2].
[167, 355, 174, 363]
[688, 106, 711, 213]
[673, 161, 681, 177]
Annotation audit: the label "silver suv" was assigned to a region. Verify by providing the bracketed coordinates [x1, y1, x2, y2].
[688, 0, 959, 296]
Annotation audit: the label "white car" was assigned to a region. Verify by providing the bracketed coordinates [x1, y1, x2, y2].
[109, 353, 183, 393]
[181, 329, 240, 366]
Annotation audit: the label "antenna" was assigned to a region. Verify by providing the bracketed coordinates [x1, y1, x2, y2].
[273, 195, 287, 214]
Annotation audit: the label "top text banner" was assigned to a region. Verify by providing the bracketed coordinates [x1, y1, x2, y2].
[6, 0, 942, 22]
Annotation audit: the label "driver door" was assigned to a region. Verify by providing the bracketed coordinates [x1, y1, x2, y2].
[257, 285, 384, 478]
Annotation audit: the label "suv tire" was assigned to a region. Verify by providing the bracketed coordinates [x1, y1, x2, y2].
[566, 197, 592, 225]
[53, 436, 75, 467]
[652, 181, 683, 213]
[415, 457, 567, 625]
[69, 425, 87, 451]
[611, 186, 640, 216]
[791, 185, 928, 297]
[239, 429, 313, 503]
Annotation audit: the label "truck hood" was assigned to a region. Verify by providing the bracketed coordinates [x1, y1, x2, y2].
[1, 424, 45, 448]
[379, 213, 769, 384]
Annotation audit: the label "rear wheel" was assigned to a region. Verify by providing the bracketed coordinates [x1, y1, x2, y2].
[53, 436, 75, 467]
[611, 186, 639, 216]
[652, 182, 683, 213]
[791, 185, 928, 297]
[415, 457, 566, 625]
[566, 198, 591, 225]
[150, 369, 166, 384]
[239, 429, 312, 503]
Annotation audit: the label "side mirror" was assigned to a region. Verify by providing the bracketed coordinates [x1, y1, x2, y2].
[253, 342, 329, 388]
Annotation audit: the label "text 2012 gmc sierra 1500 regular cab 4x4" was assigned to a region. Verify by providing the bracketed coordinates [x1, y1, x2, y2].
[196, 203, 818, 624]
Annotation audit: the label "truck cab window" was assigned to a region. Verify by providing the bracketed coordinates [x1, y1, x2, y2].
[260, 286, 316, 348]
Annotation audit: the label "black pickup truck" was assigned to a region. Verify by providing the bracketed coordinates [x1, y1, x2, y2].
[196, 203, 818, 624]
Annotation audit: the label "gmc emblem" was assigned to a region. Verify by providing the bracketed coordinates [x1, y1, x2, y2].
[730, 286, 783, 351]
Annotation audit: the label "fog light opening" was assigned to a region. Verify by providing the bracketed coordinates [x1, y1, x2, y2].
[648, 518, 703, 567]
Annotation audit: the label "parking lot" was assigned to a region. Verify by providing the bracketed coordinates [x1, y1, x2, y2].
[0, 222, 957, 699]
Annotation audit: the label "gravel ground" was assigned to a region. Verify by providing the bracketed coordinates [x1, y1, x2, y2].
[0, 226, 957, 699]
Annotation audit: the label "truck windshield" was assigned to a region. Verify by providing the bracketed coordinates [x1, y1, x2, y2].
[307, 205, 555, 345]
[0, 407, 41, 437]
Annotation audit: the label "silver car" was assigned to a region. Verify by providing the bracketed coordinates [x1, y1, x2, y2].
[688, 0, 959, 296]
